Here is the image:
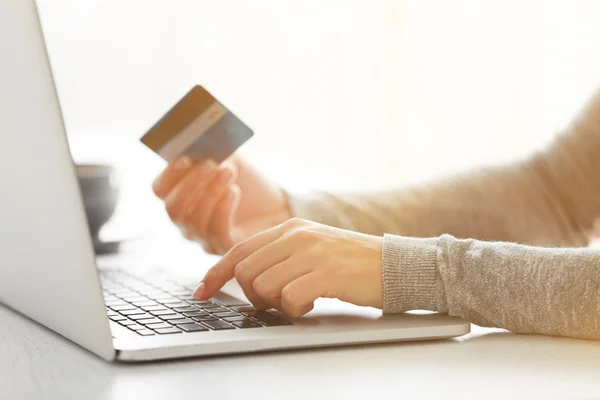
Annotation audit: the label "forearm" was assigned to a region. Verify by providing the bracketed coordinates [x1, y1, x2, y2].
[383, 234, 600, 339]
[288, 89, 600, 247]
[287, 162, 574, 246]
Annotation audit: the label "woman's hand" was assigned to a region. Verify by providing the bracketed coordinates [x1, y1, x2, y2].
[152, 155, 292, 255]
[193, 218, 384, 318]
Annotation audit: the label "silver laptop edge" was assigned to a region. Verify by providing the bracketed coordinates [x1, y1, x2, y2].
[0, 0, 115, 361]
[0, 0, 470, 363]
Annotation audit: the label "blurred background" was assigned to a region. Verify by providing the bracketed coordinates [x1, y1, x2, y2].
[35, 0, 600, 245]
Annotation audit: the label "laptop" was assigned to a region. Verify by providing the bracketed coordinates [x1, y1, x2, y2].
[0, 0, 470, 362]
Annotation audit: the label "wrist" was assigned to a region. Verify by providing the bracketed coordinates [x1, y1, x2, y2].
[349, 233, 383, 309]
[370, 235, 384, 309]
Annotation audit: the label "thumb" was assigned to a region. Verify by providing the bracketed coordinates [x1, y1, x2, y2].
[209, 184, 241, 254]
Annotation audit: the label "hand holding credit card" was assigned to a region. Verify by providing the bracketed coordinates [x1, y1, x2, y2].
[140, 85, 253, 163]
[144, 84, 291, 257]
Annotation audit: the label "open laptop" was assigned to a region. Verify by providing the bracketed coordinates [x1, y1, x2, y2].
[0, 0, 470, 362]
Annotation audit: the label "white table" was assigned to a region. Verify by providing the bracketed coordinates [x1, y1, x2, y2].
[3, 303, 600, 400]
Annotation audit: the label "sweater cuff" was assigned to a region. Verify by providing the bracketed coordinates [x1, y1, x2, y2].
[382, 234, 441, 314]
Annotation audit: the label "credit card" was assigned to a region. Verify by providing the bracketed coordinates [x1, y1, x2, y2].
[140, 85, 253, 163]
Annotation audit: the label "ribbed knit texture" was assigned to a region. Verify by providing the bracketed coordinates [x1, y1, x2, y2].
[381, 234, 438, 313]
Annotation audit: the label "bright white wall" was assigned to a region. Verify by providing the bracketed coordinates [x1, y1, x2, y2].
[37, 0, 600, 192]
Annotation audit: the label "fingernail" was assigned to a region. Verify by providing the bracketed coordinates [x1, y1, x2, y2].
[180, 225, 192, 240]
[192, 282, 205, 299]
[152, 175, 163, 193]
[174, 157, 192, 170]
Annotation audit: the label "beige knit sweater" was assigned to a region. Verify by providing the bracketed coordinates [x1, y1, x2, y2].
[288, 89, 600, 340]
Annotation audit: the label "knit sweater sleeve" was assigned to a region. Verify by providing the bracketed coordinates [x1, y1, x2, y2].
[286, 89, 600, 339]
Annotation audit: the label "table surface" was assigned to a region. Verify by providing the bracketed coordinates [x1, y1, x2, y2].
[3, 142, 600, 400]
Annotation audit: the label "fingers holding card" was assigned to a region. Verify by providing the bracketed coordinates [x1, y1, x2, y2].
[140, 85, 289, 255]
[141, 85, 254, 249]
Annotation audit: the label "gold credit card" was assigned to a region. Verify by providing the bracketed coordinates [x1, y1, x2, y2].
[140, 85, 253, 163]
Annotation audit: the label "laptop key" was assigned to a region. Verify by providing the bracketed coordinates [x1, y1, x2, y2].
[110, 304, 137, 311]
[168, 318, 193, 325]
[192, 315, 218, 322]
[211, 311, 239, 318]
[186, 299, 213, 305]
[159, 314, 182, 321]
[112, 289, 136, 295]
[120, 308, 145, 316]
[105, 300, 128, 307]
[109, 315, 126, 322]
[137, 318, 164, 325]
[161, 313, 185, 319]
[151, 309, 176, 316]
[164, 302, 188, 309]
[172, 306, 197, 313]
[168, 290, 190, 297]
[222, 315, 247, 322]
[257, 318, 291, 327]
[182, 311, 207, 318]
[231, 318, 263, 329]
[252, 310, 280, 319]
[156, 297, 180, 304]
[201, 320, 235, 330]
[175, 295, 196, 301]
[211, 292, 250, 306]
[142, 305, 168, 312]
[127, 324, 146, 331]
[251, 311, 291, 326]
[129, 313, 154, 320]
[118, 293, 143, 300]
[136, 288, 165, 296]
[122, 296, 148, 303]
[198, 302, 222, 309]
[155, 327, 182, 335]
[205, 307, 230, 314]
[177, 323, 209, 332]
[152, 283, 182, 292]
[151, 293, 175, 300]
[118, 319, 137, 326]
[132, 300, 158, 307]
[146, 322, 173, 330]
[230, 305, 254, 312]
[137, 329, 155, 336]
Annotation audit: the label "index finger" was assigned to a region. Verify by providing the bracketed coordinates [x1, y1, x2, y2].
[193, 224, 285, 300]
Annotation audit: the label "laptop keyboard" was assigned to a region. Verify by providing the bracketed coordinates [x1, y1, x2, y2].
[100, 269, 291, 337]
